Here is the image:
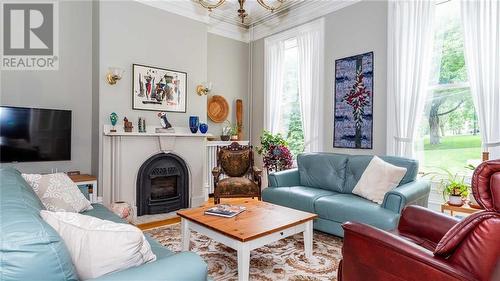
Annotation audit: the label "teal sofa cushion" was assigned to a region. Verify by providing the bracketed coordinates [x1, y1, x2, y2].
[343, 155, 419, 193]
[314, 194, 400, 230]
[0, 167, 78, 281]
[297, 153, 348, 192]
[262, 186, 338, 213]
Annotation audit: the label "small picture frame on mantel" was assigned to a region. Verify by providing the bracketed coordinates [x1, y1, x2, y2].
[132, 64, 187, 112]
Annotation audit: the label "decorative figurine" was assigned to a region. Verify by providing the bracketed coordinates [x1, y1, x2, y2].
[110, 112, 118, 132]
[158, 112, 172, 129]
[123, 117, 133, 132]
[199, 123, 208, 134]
[138, 117, 147, 133]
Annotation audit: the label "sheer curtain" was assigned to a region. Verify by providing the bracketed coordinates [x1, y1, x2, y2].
[461, 1, 500, 160]
[263, 40, 285, 134]
[297, 26, 323, 152]
[386, 0, 436, 158]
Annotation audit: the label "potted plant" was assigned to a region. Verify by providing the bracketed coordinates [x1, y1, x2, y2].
[443, 180, 469, 206]
[221, 120, 231, 141]
[257, 131, 292, 174]
[230, 124, 239, 141]
[423, 168, 469, 207]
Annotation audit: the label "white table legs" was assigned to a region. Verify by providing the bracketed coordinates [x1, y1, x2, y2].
[179, 218, 314, 281]
[181, 218, 190, 251]
[237, 244, 250, 281]
[303, 220, 313, 259]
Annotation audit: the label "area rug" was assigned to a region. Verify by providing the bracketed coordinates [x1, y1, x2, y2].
[144, 223, 343, 281]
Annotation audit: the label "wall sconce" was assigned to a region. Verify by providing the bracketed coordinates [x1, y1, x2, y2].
[106, 67, 124, 85]
[196, 82, 212, 96]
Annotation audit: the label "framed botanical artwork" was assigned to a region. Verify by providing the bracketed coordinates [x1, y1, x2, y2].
[333, 52, 373, 149]
[132, 64, 187, 112]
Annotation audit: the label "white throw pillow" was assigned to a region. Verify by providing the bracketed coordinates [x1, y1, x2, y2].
[22, 173, 92, 212]
[40, 210, 156, 280]
[352, 156, 407, 204]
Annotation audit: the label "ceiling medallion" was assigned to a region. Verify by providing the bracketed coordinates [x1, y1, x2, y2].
[198, 0, 285, 23]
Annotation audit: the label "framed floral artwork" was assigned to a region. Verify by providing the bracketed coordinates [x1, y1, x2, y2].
[132, 64, 187, 112]
[333, 52, 373, 149]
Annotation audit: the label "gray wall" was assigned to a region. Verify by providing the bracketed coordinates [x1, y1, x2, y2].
[207, 34, 249, 139]
[250, 1, 388, 157]
[0, 1, 93, 174]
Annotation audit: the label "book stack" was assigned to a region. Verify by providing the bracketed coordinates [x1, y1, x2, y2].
[204, 204, 246, 218]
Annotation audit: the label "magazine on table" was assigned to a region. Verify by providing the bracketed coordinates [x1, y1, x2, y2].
[204, 204, 246, 218]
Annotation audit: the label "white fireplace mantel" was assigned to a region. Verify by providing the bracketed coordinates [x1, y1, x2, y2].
[101, 125, 211, 219]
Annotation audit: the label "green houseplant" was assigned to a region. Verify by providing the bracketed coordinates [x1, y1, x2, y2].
[423, 168, 469, 206]
[256, 131, 293, 174]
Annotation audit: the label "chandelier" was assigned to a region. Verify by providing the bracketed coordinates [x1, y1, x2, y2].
[198, 0, 286, 23]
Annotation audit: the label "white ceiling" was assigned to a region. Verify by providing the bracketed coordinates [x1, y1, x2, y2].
[204, 0, 306, 27]
[137, 0, 360, 42]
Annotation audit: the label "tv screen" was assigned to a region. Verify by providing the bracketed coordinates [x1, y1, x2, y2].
[0, 106, 71, 163]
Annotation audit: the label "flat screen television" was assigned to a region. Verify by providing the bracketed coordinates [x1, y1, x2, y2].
[0, 106, 72, 163]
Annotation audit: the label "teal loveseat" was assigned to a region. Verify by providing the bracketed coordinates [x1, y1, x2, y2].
[262, 153, 430, 237]
[0, 167, 208, 281]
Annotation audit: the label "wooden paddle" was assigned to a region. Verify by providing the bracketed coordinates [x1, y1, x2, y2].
[236, 99, 243, 140]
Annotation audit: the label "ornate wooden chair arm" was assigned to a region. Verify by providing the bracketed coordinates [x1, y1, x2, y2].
[253, 166, 263, 186]
[212, 167, 222, 183]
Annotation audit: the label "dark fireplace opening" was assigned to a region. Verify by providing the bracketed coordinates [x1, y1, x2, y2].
[137, 153, 189, 216]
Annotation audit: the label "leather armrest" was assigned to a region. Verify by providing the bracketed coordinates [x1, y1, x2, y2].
[268, 168, 300, 187]
[341, 222, 477, 281]
[382, 180, 431, 213]
[397, 205, 459, 248]
[90, 252, 208, 281]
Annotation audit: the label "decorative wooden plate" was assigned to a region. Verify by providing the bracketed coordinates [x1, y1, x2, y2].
[207, 95, 229, 123]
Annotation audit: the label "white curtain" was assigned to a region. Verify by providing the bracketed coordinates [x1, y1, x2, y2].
[297, 29, 322, 152]
[461, 1, 500, 160]
[387, 0, 436, 158]
[263, 40, 285, 134]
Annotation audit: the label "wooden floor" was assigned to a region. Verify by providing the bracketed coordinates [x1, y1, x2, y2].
[137, 197, 259, 230]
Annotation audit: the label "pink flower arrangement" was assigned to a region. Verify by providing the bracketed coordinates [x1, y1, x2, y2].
[263, 144, 293, 172]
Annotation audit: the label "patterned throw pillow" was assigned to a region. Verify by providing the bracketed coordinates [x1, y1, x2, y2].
[22, 173, 93, 212]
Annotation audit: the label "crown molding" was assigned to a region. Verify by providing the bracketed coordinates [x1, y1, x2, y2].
[250, 0, 361, 41]
[135, 0, 361, 43]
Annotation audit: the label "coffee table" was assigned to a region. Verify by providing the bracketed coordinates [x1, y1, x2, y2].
[177, 200, 318, 281]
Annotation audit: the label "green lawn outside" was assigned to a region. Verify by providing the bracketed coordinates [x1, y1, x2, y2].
[422, 135, 481, 175]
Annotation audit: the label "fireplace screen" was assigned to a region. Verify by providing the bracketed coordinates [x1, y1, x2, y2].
[150, 176, 177, 200]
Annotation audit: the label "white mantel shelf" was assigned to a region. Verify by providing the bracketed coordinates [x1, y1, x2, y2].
[103, 125, 213, 138]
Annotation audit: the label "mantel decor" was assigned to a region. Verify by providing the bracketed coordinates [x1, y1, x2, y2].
[132, 64, 187, 112]
[334, 52, 374, 149]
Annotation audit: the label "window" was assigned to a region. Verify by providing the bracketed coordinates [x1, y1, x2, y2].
[416, 0, 481, 175]
[278, 38, 305, 158]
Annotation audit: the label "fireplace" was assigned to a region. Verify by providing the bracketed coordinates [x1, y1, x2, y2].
[136, 153, 189, 216]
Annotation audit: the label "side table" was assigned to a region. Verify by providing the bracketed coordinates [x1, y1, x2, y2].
[69, 174, 100, 203]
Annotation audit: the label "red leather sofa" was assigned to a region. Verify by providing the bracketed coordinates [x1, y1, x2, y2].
[338, 160, 500, 281]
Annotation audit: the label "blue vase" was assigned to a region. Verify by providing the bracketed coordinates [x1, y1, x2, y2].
[199, 123, 208, 134]
[189, 116, 199, 133]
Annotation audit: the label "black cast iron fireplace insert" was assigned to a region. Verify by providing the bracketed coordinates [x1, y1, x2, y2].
[136, 153, 189, 216]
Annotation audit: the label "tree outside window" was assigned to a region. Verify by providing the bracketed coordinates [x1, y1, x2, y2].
[416, 0, 481, 175]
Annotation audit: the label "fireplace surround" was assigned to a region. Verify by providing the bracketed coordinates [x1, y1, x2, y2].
[136, 153, 189, 216]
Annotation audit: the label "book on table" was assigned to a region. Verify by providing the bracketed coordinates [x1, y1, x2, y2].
[204, 204, 246, 218]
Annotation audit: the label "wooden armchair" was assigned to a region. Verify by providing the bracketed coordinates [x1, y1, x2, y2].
[212, 142, 262, 204]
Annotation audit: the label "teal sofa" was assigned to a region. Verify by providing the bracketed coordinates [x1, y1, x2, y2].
[0, 167, 208, 281]
[262, 153, 430, 237]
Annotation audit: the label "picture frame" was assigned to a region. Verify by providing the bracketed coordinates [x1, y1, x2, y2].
[132, 64, 187, 112]
[333, 52, 374, 149]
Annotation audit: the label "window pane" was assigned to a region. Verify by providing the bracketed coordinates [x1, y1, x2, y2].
[416, 0, 481, 176]
[279, 38, 304, 158]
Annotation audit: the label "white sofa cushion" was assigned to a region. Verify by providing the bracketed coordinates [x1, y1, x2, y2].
[40, 210, 156, 280]
[352, 156, 407, 204]
[22, 173, 92, 212]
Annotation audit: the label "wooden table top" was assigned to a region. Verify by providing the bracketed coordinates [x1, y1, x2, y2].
[177, 200, 318, 242]
[68, 174, 97, 182]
